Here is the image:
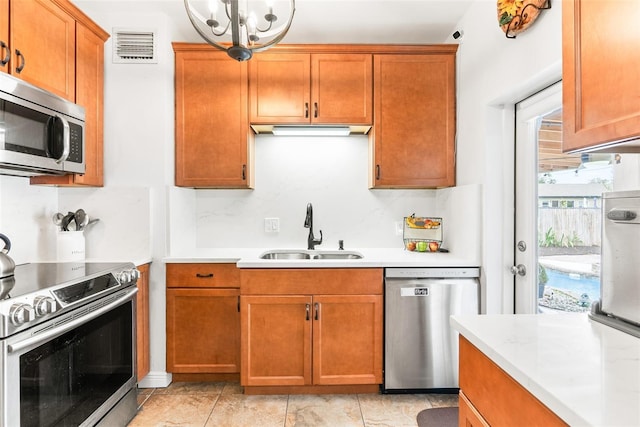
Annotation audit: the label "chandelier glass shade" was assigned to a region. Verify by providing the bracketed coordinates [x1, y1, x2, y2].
[183, 0, 296, 61]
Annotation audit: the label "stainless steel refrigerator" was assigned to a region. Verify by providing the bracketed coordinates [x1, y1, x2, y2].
[590, 190, 640, 337]
[383, 267, 479, 392]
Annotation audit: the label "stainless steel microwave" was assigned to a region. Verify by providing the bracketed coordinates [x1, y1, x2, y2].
[0, 72, 85, 177]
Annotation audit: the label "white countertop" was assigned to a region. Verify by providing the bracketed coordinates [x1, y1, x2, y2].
[162, 247, 479, 268]
[451, 314, 640, 427]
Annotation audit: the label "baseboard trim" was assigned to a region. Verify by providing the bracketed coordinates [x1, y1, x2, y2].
[137, 371, 173, 388]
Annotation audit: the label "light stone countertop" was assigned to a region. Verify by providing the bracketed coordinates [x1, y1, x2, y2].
[451, 314, 640, 427]
[162, 247, 479, 268]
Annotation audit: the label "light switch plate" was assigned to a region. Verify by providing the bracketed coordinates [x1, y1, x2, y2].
[264, 218, 280, 233]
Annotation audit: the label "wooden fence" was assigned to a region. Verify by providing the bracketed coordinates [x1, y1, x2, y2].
[538, 208, 601, 247]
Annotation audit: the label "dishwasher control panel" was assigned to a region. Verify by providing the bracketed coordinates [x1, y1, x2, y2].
[385, 267, 480, 279]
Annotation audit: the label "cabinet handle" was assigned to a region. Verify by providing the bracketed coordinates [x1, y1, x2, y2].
[304, 102, 309, 118]
[15, 49, 25, 73]
[376, 164, 381, 180]
[314, 302, 319, 320]
[305, 303, 310, 321]
[314, 102, 318, 118]
[242, 164, 246, 181]
[0, 41, 9, 66]
[237, 296, 240, 313]
[195, 273, 214, 278]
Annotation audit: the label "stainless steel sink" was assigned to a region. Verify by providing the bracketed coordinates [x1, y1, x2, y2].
[312, 251, 363, 260]
[259, 250, 363, 260]
[259, 250, 311, 260]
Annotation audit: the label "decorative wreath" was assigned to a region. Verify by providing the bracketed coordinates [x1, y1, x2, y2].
[497, 0, 551, 38]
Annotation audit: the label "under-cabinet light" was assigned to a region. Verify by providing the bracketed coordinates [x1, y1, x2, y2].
[271, 126, 351, 137]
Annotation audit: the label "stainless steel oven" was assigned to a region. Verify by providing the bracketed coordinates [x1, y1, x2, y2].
[0, 262, 139, 427]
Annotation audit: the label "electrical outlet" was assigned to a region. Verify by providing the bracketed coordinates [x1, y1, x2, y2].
[264, 218, 280, 233]
[395, 221, 403, 236]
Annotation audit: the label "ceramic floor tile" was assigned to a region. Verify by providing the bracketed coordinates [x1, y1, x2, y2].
[425, 393, 459, 408]
[128, 393, 218, 427]
[285, 394, 364, 427]
[221, 382, 244, 395]
[358, 393, 432, 427]
[205, 394, 288, 427]
[153, 381, 226, 395]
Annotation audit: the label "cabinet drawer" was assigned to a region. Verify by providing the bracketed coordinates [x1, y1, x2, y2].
[167, 263, 240, 288]
[241, 268, 383, 295]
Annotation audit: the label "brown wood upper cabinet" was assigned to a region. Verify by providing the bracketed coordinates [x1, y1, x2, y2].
[174, 44, 254, 188]
[249, 52, 373, 125]
[562, 0, 640, 152]
[2, 0, 76, 100]
[21, 0, 109, 187]
[371, 52, 456, 188]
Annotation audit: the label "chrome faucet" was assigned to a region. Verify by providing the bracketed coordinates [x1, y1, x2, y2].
[304, 203, 323, 250]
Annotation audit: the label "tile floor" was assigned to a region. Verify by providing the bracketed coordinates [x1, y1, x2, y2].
[129, 382, 459, 427]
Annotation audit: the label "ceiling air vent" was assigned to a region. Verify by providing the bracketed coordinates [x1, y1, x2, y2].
[113, 28, 157, 64]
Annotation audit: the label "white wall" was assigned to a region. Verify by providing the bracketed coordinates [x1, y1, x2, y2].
[0, 175, 57, 264]
[450, 0, 562, 313]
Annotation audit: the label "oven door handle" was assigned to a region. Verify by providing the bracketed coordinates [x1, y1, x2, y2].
[7, 287, 137, 354]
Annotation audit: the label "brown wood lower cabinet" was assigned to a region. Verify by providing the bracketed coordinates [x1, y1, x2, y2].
[136, 263, 150, 381]
[166, 264, 240, 376]
[240, 268, 383, 392]
[459, 336, 568, 427]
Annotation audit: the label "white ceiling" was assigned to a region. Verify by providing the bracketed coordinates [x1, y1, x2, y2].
[73, 0, 475, 44]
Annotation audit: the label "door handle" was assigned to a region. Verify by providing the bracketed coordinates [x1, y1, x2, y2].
[510, 264, 526, 276]
[15, 49, 25, 73]
[0, 41, 10, 66]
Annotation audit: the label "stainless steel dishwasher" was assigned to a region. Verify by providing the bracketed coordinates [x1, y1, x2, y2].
[383, 267, 480, 393]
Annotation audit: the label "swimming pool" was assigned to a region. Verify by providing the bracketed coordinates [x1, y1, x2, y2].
[545, 268, 600, 300]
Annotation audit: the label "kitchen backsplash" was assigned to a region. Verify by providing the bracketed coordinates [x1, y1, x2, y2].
[168, 136, 482, 260]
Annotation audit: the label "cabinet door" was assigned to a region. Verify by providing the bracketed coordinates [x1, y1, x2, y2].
[0, 0, 8, 73]
[136, 263, 150, 381]
[30, 21, 106, 187]
[241, 295, 312, 386]
[312, 54, 372, 125]
[249, 53, 311, 124]
[167, 288, 241, 373]
[562, 0, 640, 152]
[372, 54, 455, 188]
[175, 48, 252, 188]
[10, 0, 75, 100]
[312, 295, 382, 385]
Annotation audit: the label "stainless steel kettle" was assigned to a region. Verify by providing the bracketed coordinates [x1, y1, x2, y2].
[0, 233, 16, 279]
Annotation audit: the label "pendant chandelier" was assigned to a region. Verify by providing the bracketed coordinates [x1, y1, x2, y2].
[183, 0, 296, 61]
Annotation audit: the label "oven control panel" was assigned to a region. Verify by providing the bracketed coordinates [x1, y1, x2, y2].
[0, 262, 139, 338]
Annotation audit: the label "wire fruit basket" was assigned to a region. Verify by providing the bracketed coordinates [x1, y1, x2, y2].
[403, 216, 442, 252]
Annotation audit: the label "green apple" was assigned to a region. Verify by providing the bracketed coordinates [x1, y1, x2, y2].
[416, 241, 428, 252]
